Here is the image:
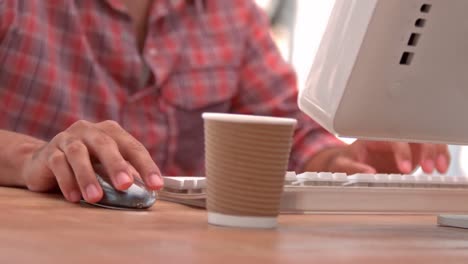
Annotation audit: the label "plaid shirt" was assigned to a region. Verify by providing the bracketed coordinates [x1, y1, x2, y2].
[0, 0, 342, 175]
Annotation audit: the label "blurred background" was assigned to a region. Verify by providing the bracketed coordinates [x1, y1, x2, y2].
[255, 0, 466, 177]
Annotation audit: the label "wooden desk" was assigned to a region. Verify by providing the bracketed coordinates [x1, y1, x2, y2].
[1, 187, 468, 264]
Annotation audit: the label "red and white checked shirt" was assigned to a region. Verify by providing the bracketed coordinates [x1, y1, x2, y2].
[0, 0, 342, 175]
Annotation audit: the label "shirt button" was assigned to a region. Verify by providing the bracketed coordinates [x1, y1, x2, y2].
[148, 48, 158, 56]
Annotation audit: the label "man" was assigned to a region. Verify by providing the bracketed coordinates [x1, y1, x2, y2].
[0, 0, 450, 204]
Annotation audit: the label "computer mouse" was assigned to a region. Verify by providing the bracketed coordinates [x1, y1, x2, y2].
[82, 173, 157, 210]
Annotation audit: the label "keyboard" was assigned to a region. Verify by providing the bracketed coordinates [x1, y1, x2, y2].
[159, 172, 468, 214]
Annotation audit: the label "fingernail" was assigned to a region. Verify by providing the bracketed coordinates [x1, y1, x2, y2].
[116, 172, 132, 187]
[400, 160, 412, 173]
[148, 173, 164, 189]
[86, 184, 100, 201]
[437, 155, 448, 170]
[423, 159, 435, 172]
[69, 190, 81, 202]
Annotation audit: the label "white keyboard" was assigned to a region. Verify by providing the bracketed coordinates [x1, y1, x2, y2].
[162, 177, 206, 193]
[159, 172, 468, 214]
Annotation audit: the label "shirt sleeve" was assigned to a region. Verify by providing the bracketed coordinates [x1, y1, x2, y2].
[231, 1, 345, 172]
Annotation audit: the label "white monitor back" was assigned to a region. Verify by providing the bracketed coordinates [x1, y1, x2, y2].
[299, 0, 468, 144]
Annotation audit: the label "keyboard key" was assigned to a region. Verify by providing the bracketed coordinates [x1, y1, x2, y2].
[163, 177, 205, 190]
[284, 171, 297, 184]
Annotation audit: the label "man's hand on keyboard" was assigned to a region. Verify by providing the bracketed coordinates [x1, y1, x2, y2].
[305, 140, 450, 174]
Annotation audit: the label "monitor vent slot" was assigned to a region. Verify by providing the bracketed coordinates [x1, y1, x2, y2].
[420, 4, 432, 13]
[398, 3, 432, 66]
[400, 52, 414, 65]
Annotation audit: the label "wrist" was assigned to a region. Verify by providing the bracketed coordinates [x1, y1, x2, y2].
[17, 141, 45, 186]
[0, 130, 46, 187]
[10, 140, 45, 187]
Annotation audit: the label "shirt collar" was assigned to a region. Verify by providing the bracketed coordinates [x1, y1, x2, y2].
[105, 0, 190, 19]
[105, 0, 127, 14]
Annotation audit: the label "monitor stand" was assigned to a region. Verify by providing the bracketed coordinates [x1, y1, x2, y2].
[437, 215, 468, 229]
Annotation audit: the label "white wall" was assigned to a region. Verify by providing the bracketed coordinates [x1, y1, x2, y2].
[292, 1, 334, 92]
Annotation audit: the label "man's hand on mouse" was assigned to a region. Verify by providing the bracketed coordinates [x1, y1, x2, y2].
[305, 140, 450, 174]
[20, 120, 164, 203]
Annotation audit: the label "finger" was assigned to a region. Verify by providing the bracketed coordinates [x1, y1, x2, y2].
[435, 144, 450, 173]
[126, 161, 142, 180]
[329, 156, 377, 174]
[81, 129, 134, 191]
[68, 120, 133, 190]
[97, 121, 163, 190]
[347, 140, 370, 163]
[47, 149, 81, 202]
[122, 140, 164, 190]
[92, 157, 140, 181]
[390, 142, 413, 174]
[412, 143, 436, 173]
[57, 136, 103, 203]
[119, 139, 163, 190]
[126, 161, 150, 187]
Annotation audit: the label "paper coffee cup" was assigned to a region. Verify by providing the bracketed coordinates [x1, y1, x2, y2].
[202, 113, 296, 228]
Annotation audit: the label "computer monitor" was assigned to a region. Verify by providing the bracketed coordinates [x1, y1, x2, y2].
[299, 0, 468, 145]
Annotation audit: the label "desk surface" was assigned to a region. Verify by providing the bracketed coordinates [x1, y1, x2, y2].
[1, 187, 468, 263]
